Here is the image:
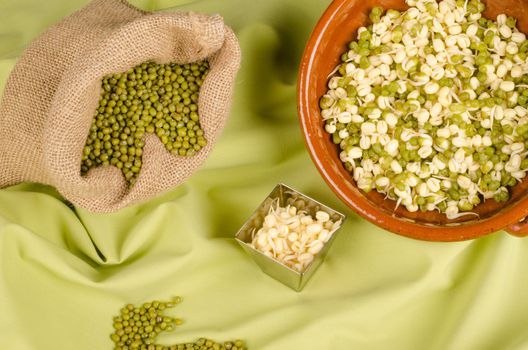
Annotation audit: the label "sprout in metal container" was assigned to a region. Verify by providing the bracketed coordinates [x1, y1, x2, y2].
[249, 199, 342, 272]
[320, 0, 528, 219]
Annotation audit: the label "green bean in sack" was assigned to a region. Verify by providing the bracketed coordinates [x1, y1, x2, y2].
[0, 0, 241, 212]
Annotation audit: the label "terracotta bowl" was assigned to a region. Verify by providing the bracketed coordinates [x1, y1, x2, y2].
[298, 0, 528, 241]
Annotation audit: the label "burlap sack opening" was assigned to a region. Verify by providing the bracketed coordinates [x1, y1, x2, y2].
[0, 0, 241, 212]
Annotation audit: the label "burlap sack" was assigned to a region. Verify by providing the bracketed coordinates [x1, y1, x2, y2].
[0, 0, 241, 212]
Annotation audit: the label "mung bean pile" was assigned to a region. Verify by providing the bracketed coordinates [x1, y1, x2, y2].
[81, 61, 209, 188]
[110, 297, 247, 350]
[321, 0, 528, 219]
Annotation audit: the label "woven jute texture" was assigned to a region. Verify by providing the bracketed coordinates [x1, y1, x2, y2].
[0, 0, 241, 212]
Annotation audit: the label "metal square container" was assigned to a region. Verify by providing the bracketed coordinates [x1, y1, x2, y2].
[235, 183, 346, 291]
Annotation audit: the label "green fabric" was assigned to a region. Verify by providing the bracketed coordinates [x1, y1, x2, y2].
[1, 1, 528, 349]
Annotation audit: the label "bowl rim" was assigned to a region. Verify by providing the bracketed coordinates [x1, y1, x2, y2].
[297, 0, 528, 241]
